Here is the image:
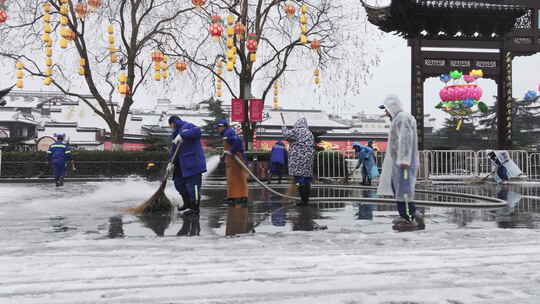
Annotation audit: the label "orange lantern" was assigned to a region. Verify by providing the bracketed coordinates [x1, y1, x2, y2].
[0, 10, 6, 24]
[192, 0, 205, 8]
[42, 3, 52, 13]
[75, 2, 88, 19]
[88, 0, 102, 10]
[118, 83, 129, 95]
[284, 4, 295, 18]
[66, 30, 76, 41]
[44, 77, 53, 86]
[246, 33, 258, 52]
[151, 50, 164, 62]
[310, 40, 320, 50]
[234, 22, 246, 38]
[175, 61, 187, 72]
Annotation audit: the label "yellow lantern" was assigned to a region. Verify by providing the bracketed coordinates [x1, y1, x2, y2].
[226, 49, 234, 60]
[227, 26, 234, 37]
[45, 58, 53, 67]
[79, 58, 86, 67]
[300, 34, 307, 44]
[301, 5, 308, 14]
[273, 82, 279, 89]
[153, 63, 161, 71]
[45, 48, 53, 57]
[273, 96, 279, 103]
[60, 16, 68, 26]
[108, 35, 115, 44]
[162, 71, 169, 79]
[314, 69, 320, 77]
[43, 13, 52, 23]
[16, 80, 24, 88]
[59, 0, 69, 3]
[300, 25, 307, 34]
[60, 5, 69, 15]
[226, 37, 234, 49]
[110, 54, 118, 63]
[107, 25, 114, 34]
[41, 33, 51, 43]
[43, 23, 53, 33]
[45, 68, 53, 76]
[43, 3, 52, 13]
[226, 61, 234, 71]
[44, 77, 53, 86]
[46, 40, 53, 47]
[79, 67, 85, 75]
[108, 45, 117, 53]
[60, 39, 68, 49]
[154, 72, 161, 81]
[232, 46, 237, 55]
[300, 15, 307, 25]
[15, 61, 24, 70]
[232, 56, 237, 64]
[118, 73, 127, 83]
[217, 60, 223, 68]
[226, 15, 234, 25]
[274, 89, 279, 96]
[250, 52, 256, 62]
[216, 69, 223, 76]
[16, 71, 24, 79]
[314, 76, 320, 84]
[216, 90, 222, 97]
[216, 82, 222, 89]
[161, 63, 168, 71]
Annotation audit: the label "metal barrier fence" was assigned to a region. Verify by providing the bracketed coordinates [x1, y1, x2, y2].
[1, 150, 540, 181]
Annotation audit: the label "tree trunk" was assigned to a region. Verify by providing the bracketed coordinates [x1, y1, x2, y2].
[110, 127, 124, 151]
[240, 76, 253, 151]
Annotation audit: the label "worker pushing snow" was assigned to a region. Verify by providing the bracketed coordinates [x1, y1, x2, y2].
[377, 95, 424, 231]
[46, 133, 72, 187]
[486, 150, 522, 184]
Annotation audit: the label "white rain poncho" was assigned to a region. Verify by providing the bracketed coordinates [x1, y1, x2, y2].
[376, 95, 419, 200]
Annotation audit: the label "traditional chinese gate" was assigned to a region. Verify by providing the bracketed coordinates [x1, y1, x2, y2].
[361, 0, 540, 149]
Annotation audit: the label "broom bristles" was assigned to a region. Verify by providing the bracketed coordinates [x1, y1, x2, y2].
[124, 180, 173, 214]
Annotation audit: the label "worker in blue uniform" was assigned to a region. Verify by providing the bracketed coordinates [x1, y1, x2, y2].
[46, 133, 72, 187]
[166, 115, 207, 215]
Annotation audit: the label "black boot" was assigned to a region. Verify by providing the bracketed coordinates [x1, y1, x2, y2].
[177, 194, 190, 212]
[59, 177, 64, 186]
[367, 177, 372, 186]
[55, 177, 61, 187]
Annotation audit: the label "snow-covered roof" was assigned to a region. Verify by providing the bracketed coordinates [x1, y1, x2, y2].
[261, 109, 349, 129]
[0, 110, 39, 125]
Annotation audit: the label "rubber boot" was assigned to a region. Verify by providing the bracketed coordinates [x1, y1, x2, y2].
[59, 177, 64, 186]
[367, 177, 372, 186]
[178, 194, 190, 212]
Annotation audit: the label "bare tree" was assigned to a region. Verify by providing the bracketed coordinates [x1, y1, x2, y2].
[162, 0, 363, 149]
[0, 0, 192, 151]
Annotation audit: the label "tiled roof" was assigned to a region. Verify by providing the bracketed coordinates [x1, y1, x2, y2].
[414, 0, 525, 10]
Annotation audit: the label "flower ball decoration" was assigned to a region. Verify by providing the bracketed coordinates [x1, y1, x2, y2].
[523, 89, 539, 103]
[436, 69, 488, 129]
[209, 14, 223, 41]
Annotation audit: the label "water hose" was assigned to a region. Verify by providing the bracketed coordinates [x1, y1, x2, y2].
[233, 155, 506, 209]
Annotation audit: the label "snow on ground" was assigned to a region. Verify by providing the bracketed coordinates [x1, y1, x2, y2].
[1, 181, 540, 304]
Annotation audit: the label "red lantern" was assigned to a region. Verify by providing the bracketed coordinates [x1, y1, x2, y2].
[310, 40, 321, 50]
[192, 0, 205, 7]
[246, 33, 258, 52]
[151, 50, 164, 63]
[234, 22, 246, 38]
[209, 23, 223, 41]
[284, 4, 295, 18]
[175, 61, 187, 72]
[0, 10, 7, 23]
[88, 0, 102, 10]
[74, 2, 88, 19]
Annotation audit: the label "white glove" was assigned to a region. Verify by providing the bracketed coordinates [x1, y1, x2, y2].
[166, 163, 174, 175]
[172, 134, 183, 145]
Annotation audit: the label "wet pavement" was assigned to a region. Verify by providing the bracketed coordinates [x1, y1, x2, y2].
[1, 179, 540, 242]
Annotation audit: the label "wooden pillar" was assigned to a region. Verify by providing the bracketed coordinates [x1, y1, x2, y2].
[497, 50, 513, 149]
[411, 39, 425, 150]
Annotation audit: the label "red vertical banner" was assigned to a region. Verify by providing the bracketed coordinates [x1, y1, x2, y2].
[231, 98, 245, 122]
[249, 99, 264, 122]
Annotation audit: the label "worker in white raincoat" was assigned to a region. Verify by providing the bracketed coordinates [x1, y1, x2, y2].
[377, 95, 423, 231]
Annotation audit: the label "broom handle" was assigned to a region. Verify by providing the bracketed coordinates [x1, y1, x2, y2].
[163, 141, 182, 181]
[280, 113, 286, 126]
